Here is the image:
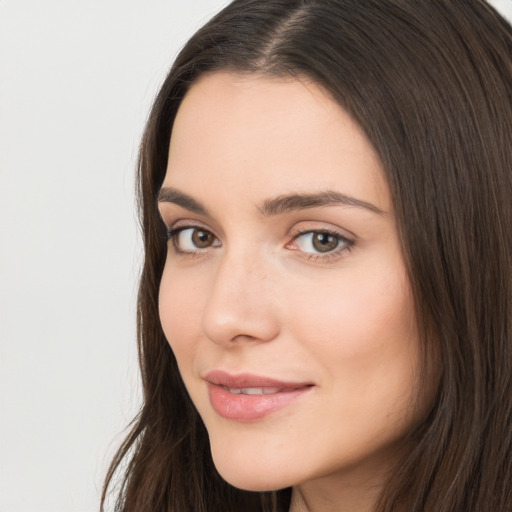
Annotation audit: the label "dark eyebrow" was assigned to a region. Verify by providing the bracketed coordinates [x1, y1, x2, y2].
[157, 186, 386, 218]
[158, 187, 211, 217]
[259, 191, 386, 216]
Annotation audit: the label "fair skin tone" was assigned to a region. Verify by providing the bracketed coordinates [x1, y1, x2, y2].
[158, 72, 427, 512]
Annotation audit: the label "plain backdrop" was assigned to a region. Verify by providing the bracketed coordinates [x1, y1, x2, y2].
[0, 1, 511, 511]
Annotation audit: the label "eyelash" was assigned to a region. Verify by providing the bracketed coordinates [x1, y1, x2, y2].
[165, 225, 354, 261]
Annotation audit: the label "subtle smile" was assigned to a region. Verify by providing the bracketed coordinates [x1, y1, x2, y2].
[205, 371, 314, 421]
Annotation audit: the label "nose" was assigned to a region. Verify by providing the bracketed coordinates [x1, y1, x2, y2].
[201, 249, 280, 346]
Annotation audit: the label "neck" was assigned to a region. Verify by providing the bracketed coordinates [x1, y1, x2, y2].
[288, 464, 389, 512]
[289, 485, 380, 512]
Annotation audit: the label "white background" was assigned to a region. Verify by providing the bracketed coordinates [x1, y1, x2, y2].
[0, 1, 511, 511]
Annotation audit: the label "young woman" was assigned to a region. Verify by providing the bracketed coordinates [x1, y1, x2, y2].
[102, 1, 512, 511]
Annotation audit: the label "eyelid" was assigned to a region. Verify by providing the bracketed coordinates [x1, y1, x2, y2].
[288, 221, 355, 242]
[158, 207, 218, 234]
[163, 217, 218, 237]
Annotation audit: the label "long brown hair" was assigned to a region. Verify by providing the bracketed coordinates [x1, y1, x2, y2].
[102, 1, 512, 510]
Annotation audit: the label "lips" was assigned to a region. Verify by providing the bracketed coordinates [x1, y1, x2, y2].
[205, 370, 313, 421]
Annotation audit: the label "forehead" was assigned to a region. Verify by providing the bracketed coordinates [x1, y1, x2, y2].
[165, 72, 391, 214]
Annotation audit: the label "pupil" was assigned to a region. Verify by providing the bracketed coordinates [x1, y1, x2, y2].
[313, 233, 337, 252]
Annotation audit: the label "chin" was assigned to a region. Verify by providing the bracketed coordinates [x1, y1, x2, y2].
[214, 464, 290, 492]
[209, 438, 295, 492]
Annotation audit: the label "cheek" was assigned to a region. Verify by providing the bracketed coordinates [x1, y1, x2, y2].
[294, 264, 414, 347]
[158, 267, 204, 365]
[289, 260, 420, 404]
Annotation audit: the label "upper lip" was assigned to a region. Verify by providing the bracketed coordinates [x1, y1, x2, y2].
[204, 370, 313, 389]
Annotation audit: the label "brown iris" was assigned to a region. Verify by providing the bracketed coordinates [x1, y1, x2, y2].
[192, 229, 215, 248]
[312, 232, 339, 253]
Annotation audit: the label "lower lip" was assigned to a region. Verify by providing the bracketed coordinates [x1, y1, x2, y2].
[207, 383, 312, 421]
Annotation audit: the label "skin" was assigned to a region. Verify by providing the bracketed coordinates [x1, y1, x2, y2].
[158, 72, 429, 512]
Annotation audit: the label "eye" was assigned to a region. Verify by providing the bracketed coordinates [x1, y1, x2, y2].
[291, 230, 352, 255]
[167, 227, 221, 253]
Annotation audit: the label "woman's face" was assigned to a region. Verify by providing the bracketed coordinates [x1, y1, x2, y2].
[158, 72, 427, 497]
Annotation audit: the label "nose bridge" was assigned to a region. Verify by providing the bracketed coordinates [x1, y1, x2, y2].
[201, 244, 280, 345]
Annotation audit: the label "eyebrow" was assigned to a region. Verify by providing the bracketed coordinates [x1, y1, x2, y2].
[157, 186, 385, 217]
[158, 187, 211, 216]
[259, 191, 385, 216]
